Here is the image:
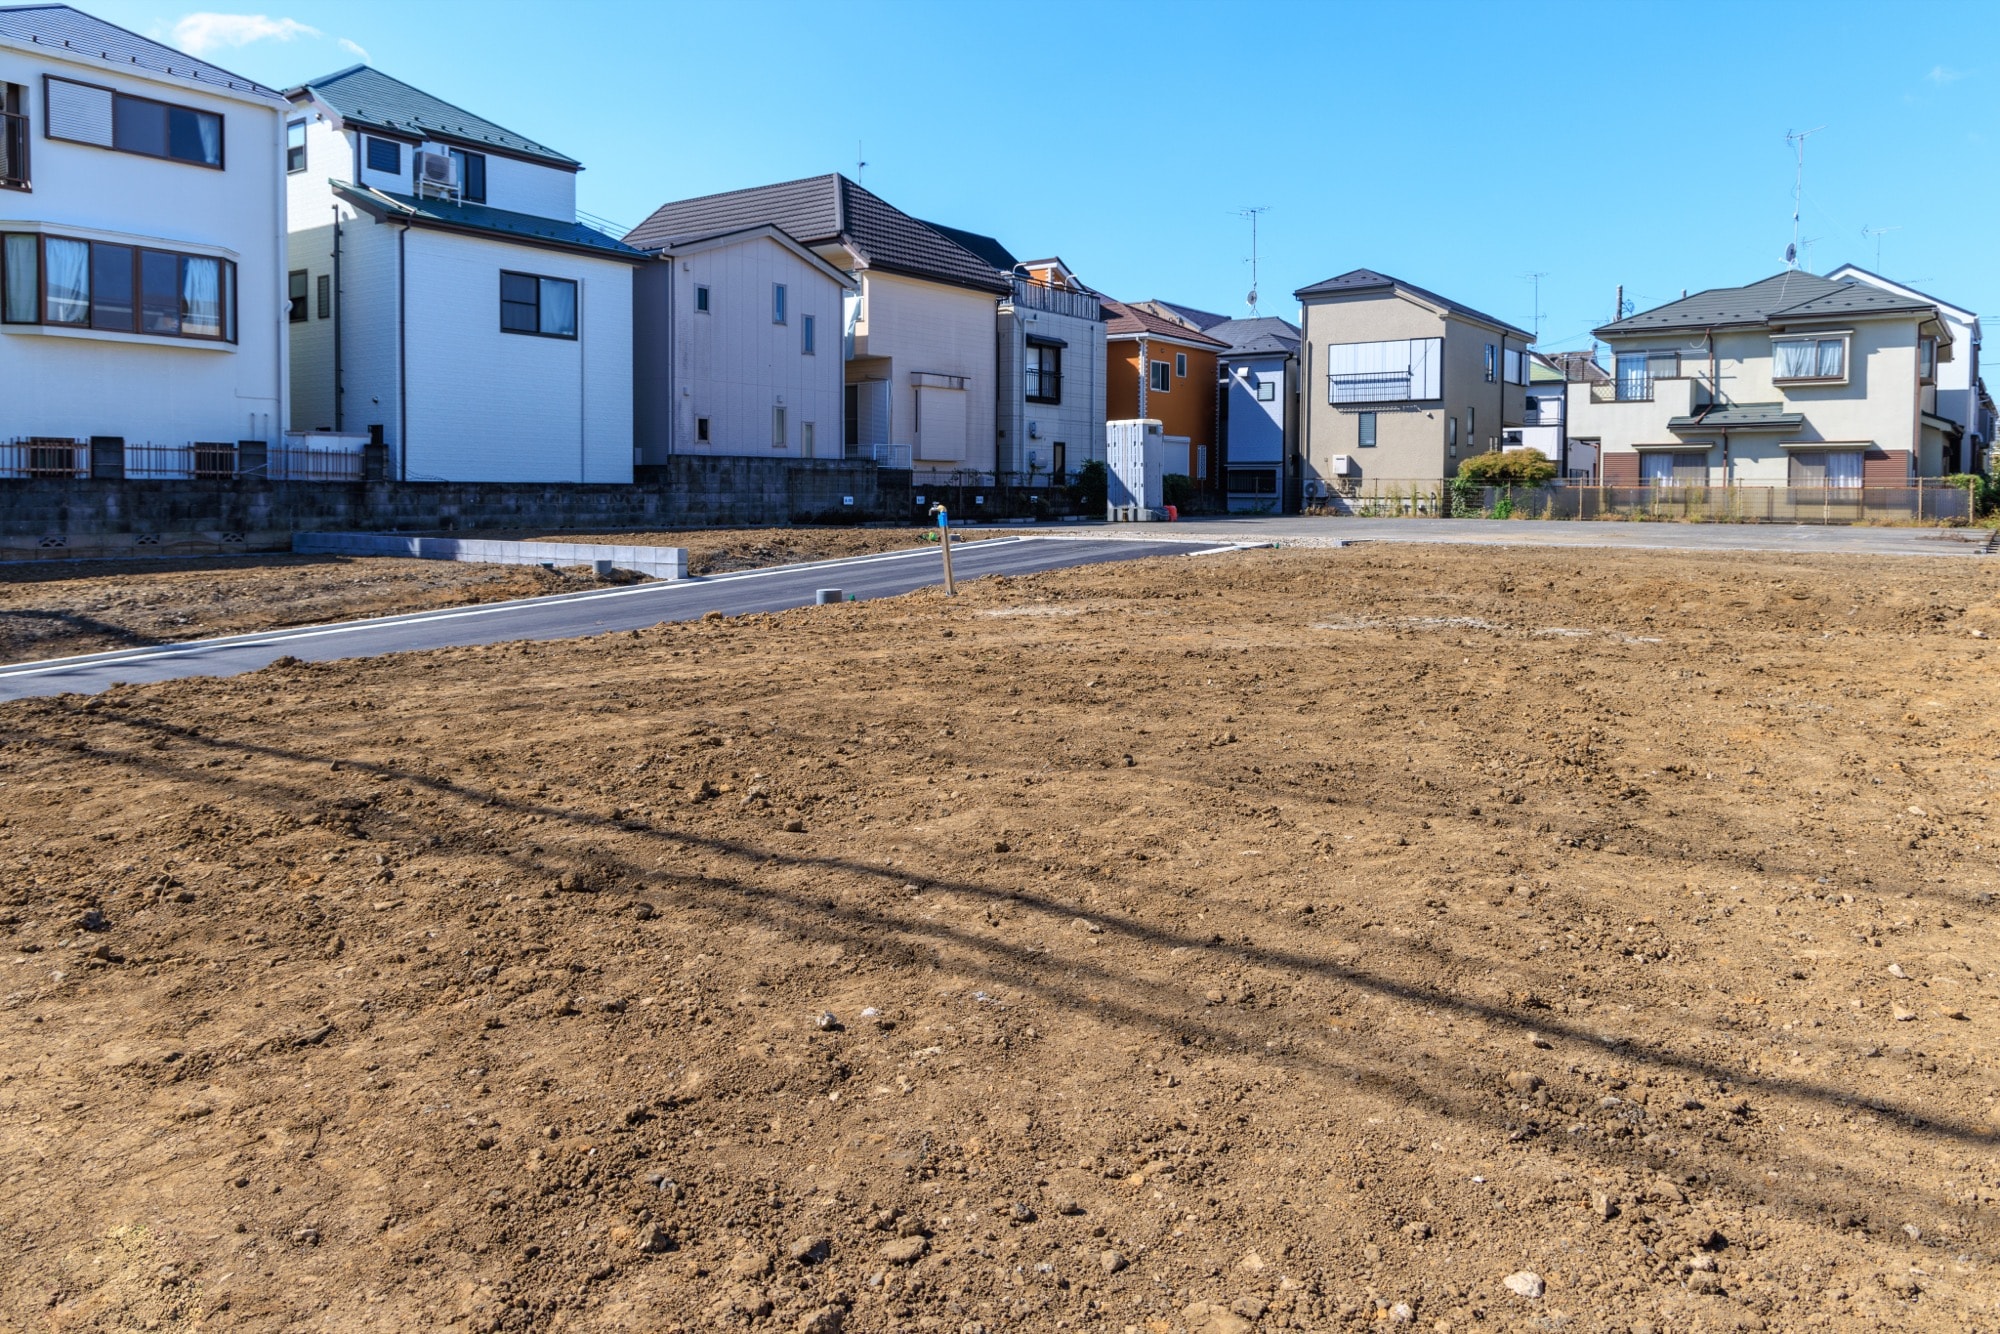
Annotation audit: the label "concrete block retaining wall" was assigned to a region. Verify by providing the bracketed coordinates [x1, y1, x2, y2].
[0, 457, 895, 561]
[294, 532, 688, 579]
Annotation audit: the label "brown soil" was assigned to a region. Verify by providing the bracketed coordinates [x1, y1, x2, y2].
[0, 529, 962, 663]
[2, 545, 1998, 1333]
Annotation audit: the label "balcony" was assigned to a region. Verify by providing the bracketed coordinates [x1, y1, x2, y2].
[1009, 276, 1100, 322]
[1329, 371, 1413, 404]
[1, 110, 26, 189]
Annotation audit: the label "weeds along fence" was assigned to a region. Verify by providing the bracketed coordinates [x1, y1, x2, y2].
[904, 468, 1093, 521]
[1339, 479, 1976, 524]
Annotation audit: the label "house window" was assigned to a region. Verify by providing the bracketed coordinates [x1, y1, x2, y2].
[1255, 377, 1276, 402]
[695, 285, 709, 313]
[1448, 415, 1457, 450]
[1788, 450, 1863, 487]
[286, 119, 306, 173]
[803, 313, 815, 355]
[366, 136, 401, 175]
[772, 283, 787, 324]
[1025, 341, 1062, 403]
[45, 78, 224, 168]
[1614, 350, 1678, 400]
[1772, 336, 1846, 382]
[499, 270, 577, 338]
[1919, 336, 1937, 382]
[1484, 343, 1498, 382]
[1175, 352, 1187, 378]
[448, 148, 486, 203]
[696, 417, 710, 443]
[316, 273, 331, 319]
[1467, 406, 1475, 441]
[1226, 468, 1278, 495]
[288, 269, 309, 323]
[772, 404, 787, 449]
[1, 82, 27, 190]
[1641, 451, 1709, 486]
[0, 232, 234, 340]
[802, 421, 816, 456]
[1357, 412, 1376, 447]
[1150, 360, 1171, 393]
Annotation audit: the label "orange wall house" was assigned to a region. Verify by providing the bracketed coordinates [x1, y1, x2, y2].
[1102, 299, 1227, 486]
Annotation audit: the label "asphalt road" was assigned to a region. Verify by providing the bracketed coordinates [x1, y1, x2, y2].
[0, 536, 1219, 702]
[1033, 516, 1999, 559]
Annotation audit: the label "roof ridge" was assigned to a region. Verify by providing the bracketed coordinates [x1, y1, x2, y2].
[303, 65, 567, 160]
[0, 2, 282, 98]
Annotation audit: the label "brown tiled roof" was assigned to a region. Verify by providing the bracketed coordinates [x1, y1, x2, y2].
[1102, 298, 1229, 348]
[625, 173, 1008, 294]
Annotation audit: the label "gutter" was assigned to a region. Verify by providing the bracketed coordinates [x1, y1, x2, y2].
[397, 220, 408, 480]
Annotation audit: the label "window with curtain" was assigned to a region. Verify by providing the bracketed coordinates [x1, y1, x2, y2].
[1773, 336, 1845, 381]
[1789, 450, 1863, 487]
[1025, 342, 1062, 403]
[44, 237, 89, 326]
[1641, 451, 1708, 486]
[0, 235, 229, 339]
[181, 256, 222, 338]
[2, 233, 36, 323]
[1150, 361, 1170, 393]
[500, 270, 578, 338]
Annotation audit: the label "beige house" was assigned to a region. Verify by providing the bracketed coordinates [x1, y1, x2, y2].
[1570, 272, 1958, 487]
[1294, 269, 1533, 491]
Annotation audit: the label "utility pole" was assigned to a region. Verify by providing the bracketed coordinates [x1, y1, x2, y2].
[1615, 284, 1624, 326]
[1233, 207, 1269, 315]
[1784, 125, 1825, 269]
[1522, 271, 1548, 342]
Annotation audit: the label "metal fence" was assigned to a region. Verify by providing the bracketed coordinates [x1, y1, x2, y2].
[0, 438, 89, 480]
[1331, 478, 1977, 524]
[3, 438, 367, 483]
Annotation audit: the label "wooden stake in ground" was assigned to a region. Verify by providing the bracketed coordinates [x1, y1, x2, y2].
[929, 503, 956, 596]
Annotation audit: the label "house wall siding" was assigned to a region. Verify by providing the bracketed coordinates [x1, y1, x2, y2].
[1300, 294, 1449, 484]
[0, 43, 286, 446]
[997, 303, 1105, 476]
[481, 151, 575, 221]
[850, 271, 997, 470]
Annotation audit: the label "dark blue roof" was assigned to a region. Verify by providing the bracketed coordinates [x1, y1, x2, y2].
[332, 184, 646, 261]
[295, 65, 578, 169]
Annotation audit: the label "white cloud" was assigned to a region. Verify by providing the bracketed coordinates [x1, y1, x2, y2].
[337, 36, 370, 62]
[170, 13, 320, 56]
[1926, 64, 1967, 86]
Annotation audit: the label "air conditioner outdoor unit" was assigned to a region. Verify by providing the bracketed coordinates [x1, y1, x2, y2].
[1027, 421, 1041, 439]
[414, 146, 458, 199]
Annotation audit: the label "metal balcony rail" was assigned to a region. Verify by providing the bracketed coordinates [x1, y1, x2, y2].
[0, 110, 25, 187]
[1328, 371, 1413, 404]
[1614, 376, 1654, 402]
[1024, 369, 1062, 402]
[1009, 276, 1101, 321]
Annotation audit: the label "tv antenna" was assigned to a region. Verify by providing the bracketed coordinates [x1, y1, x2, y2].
[1233, 206, 1269, 314]
[856, 141, 867, 186]
[1784, 125, 1824, 269]
[1521, 271, 1548, 342]
[1861, 223, 1901, 269]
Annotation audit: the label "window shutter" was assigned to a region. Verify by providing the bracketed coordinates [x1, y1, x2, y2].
[46, 78, 113, 147]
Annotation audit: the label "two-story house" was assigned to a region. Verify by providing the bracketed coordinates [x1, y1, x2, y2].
[627, 223, 855, 464]
[285, 65, 644, 482]
[1570, 272, 1958, 489]
[1295, 269, 1533, 491]
[1505, 349, 1605, 479]
[923, 222, 1107, 484]
[1826, 264, 1986, 471]
[1102, 298, 1226, 486]
[1, 4, 289, 475]
[1207, 315, 1300, 512]
[626, 175, 1011, 473]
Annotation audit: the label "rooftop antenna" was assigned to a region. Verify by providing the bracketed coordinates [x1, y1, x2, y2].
[1784, 125, 1824, 269]
[856, 141, 867, 187]
[1233, 206, 1269, 314]
[1861, 223, 1902, 269]
[1521, 271, 1548, 342]
[1798, 235, 1824, 274]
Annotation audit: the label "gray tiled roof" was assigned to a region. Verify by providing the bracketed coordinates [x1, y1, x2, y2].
[1149, 299, 1232, 332]
[294, 65, 579, 169]
[1205, 315, 1300, 358]
[625, 174, 1009, 294]
[922, 221, 1016, 273]
[1666, 403, 1804, 432]
[1294, 268, 1533, 340]
[1102, 298, 1229, 348]
[1598, 271, 1934, 337]
[0, 3, 281, 99]
[332, 183, 645, 261]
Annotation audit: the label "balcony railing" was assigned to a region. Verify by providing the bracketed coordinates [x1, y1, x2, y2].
[1009, 276, 1100, 321]
[0, 110, 26, 188]
[1614, 377, 1654, 402]
[1329, 372, 1413, 404]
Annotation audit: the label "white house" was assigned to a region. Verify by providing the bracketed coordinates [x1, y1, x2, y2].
[627, 174, 1011, 473]
[0, 4, 289, 474]
[1826, 264, 1988, 472]
[628, 223, 854, 463]
[284, 65, 643, 482]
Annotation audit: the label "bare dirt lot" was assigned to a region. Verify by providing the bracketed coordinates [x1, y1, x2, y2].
[0, 529, 964, 663]
[2, 545, 1998, 1333]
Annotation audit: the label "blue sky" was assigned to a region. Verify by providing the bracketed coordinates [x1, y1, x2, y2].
[85, 0, 2000, 354]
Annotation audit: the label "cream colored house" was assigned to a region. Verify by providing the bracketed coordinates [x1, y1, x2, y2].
[1570, 272, 1957, 487]
[1293, 269, 1532, 491]
[627, 174, 1010, 472]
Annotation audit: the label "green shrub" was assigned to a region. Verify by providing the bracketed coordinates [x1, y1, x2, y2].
[1457, 449, 1558, 487]
[1163, 473, 1194, 509]
[1069, 459, 1109, 513]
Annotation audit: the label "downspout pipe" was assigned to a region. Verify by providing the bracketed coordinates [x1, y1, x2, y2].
[396, 220, 408, 481]
[331, 205, 343, 431]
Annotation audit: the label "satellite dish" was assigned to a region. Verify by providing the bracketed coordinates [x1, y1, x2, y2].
[1784, 243, 1797, 265]
[1246, 288, 1257, 308]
